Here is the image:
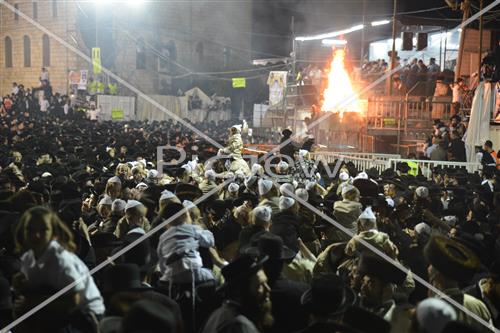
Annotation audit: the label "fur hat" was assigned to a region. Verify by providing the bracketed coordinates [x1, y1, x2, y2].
[424, 235, 480, 282]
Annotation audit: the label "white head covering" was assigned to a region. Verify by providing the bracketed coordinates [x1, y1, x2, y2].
[416, 298, 457, 333]
[279, 196, 295, 211]
[305, 180, 316, 191]
[181, 164, 193, 174]
[253, 206, 272, 222]
[224, 172, 235, 180]
[251, 163, 264, 176]
[135, 182, 148, 189]
[258, 179, 273, 196]
[279, 183, 294, 197]
[111, 199, 126, 213]
[339, 171, 349, 182]
[414, 222, 431, 236]
[277, 161, 289, 171]
[107, 176, 122, 184]
[416, 186, 429, 198]
[204, 169, 216, 180]
[443, 215, 458, 227]
[232, 124, 242, 133]
[160, 190, 176, 201]
[234, 170, 246, 179]
[354, 172, 368, 180]
[147, 169, 159, 179]
[99, 195, 113, 206]
[359, 206, 376, 220]
[182, 200, 197, 209]
[228, 183, 240, 193]
[125, 200, 142, 211]
[295, 188, 309, 202]
[299, 149, 308, 158]
[41, 172, 53, 178]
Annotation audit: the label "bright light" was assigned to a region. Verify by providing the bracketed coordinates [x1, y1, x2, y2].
[93, 0, 113, 5]
[321, 39, 348, 46]
[296, 24, 364, 42]
[371, 20, 390, 26]
[127, 0, 145, 7]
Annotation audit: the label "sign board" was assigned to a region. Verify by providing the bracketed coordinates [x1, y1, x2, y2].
[78, 70, 88, 90]
[383, 118, 396, 126]
[267, 71, 287, 108]
[232, 78, 246, 88]
[92, 48, 102, 74]
[111, 108, 124, 120]
[69, 71, 81, 85]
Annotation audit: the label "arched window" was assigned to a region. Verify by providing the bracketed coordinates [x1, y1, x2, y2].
[4, 37, 12, 68]
[23, 35, 31, 67]
[42, 34, 50, 67]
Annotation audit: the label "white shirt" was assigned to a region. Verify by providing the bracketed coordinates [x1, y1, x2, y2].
[64, 104, 69, 115]
[20, 240, 105, 315]
[40, 71, 49, 81]
[11, 86, 19, 95]
[40, 99, 49, 112]
[88, 109, 98, 121]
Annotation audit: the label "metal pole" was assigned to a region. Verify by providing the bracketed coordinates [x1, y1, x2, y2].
[388, 0, 397, 95]
[455, 0, 470, 81]
[444, 28, 448, 67]
[478, 0, 484, 75]
[439, 28, 443, 70]
[360, 0, 366, 63]
[291, 16, 297, 134]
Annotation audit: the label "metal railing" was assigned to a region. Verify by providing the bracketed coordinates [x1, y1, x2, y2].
[311, 152, 393, 173]
[388, 158, 482, 178]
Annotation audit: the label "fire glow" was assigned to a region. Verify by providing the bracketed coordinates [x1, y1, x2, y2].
[321, 48, 361, 118]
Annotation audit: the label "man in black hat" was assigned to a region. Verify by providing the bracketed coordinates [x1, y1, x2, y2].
[357, 252, 407, 318]
[425, 236, 492, 330]
[245, 232, 308, 333]
[296, 273, 357, 333]
[201, 255, 273, 333]
[279, 129, 297, 160]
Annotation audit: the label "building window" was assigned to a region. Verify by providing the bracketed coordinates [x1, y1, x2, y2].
[33, 2, 38, 20]
[42, 34, 50, 67]
[23, 35, 31, 67]
[4, 37, 13, 68]
[14, 4, 19, 21]
[136, 39, 146, 70]
[52, 0, 57, 17]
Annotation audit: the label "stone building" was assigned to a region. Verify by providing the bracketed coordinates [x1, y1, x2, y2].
[0, 0, 253, 96]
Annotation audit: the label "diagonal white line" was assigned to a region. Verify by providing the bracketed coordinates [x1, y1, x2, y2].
[0, 0, 224, 150]
[282, 187, 499, 333]
[261, 0, 500, 161]
[1, 177, 232, 333]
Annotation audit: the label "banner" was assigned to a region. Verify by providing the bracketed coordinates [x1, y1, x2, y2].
[68, 71, 80, 85]
[232, 78, 246, 88]
[78, 70, 88, 90]
[92, 48, 102, 74]
[111, 108, 124, 120]
[267, 71, 287, 108]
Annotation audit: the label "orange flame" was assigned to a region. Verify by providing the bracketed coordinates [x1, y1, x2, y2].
[321, 48, 361, 118]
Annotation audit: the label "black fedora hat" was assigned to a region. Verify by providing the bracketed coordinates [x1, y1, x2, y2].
[244, 232, 296, 261]
[358, 252, 407, 285]
[218, 254, 268, 291]
[282, 129, 292, 137]
[102, 263, 151, 294]
[301, 273, 356, 316]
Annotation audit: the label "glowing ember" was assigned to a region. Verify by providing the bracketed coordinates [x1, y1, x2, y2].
[321, 48, 361, 118]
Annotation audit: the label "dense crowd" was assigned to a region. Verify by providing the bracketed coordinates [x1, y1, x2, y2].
[2, 80, 500, 333]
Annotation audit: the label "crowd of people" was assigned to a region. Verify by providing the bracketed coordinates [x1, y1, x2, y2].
[2, 77, 500, 333]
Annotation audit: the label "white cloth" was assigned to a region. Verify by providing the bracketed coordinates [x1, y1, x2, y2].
[20, 240, 105, 315]
[157, 224, 215, 283]
[464, 82, 495, 162]
[40, 99, 50, 112]
[88, 109, 99, 121]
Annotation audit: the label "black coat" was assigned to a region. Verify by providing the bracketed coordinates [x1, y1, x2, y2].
[270, 211, 300, 253]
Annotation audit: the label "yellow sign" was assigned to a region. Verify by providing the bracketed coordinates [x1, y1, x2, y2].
[232, 78, 246, 88]
[111, 108, 124, 120]
[383, 118, 396, 126]
[92, 47, 102, 74]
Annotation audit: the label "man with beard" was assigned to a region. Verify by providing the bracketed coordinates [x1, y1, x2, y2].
[201, 255, 273, 333]
[465, 261, 500, 328]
